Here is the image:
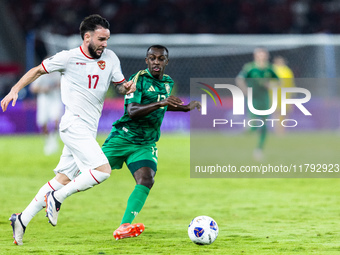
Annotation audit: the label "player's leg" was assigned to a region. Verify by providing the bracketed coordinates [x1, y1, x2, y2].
[45, 120, 110, 226]
[42, 124, 48, 135]
[258, 123, 267, 149]
[113, 167, 154, 240]
[122, 144, 158, 226]
[9, 173, 70, 245]
[51, 162, 111, 203]
[251, 97, 269, 161]
[10, 144, 76, 245]
[253, 119, 267, 161]
[45, 98, 62, 155]
[113, 143, 158, 240]
[37, 98, 53, 155]
[22, 173, 70, 225]
[45, 163, 110, 226]
[37, 103, 48, 136]
[102, 135, 156, 239]
[120, 167, 154, 225]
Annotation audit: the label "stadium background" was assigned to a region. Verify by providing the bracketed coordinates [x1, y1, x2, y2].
[1, 0, 340, 134]
[1, 1, 340, 254]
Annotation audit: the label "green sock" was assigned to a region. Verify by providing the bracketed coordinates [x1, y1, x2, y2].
[258, 124, 267, 149]
[120, 184, 150, 225]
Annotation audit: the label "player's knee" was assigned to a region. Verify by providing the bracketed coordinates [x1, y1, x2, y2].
[136, 175, 154, 189]
[134, 167, 155, 189]
[55, 173, 71, 185]
[95, 163, 112, 175]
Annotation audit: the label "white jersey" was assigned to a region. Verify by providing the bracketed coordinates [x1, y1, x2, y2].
[42, 47, 125, 131]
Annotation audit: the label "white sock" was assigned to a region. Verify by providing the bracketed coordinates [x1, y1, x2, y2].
[21, 178, 64, 226]
[54, 169, 110, 203]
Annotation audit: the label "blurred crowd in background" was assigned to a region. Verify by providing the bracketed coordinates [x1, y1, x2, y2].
[2, 0, 340, 99]
[7, 0, 340, 35]
[2, 0, 340, 134]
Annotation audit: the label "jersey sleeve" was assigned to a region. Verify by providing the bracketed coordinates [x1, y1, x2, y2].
[109, 52, 125, 84]
[41, 51, 69, 73]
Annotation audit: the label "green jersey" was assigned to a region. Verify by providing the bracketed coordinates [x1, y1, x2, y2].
[238, 62, 278, 110]
[111, 69, 174, 145]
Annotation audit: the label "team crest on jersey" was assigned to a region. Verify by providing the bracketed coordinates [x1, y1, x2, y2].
[165, 83, 171, 95]
[97, 60, 106, 70]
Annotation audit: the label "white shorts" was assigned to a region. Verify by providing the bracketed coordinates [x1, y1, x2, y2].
[53, 118, 108, 180]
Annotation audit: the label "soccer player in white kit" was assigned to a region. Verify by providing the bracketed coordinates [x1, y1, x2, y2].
[1, 14, 135, 245]
[30, 72, 62, 155]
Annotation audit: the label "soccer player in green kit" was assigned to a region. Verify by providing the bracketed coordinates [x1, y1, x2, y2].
[102, 45, 201, 240]
[236, 47, 279, 161]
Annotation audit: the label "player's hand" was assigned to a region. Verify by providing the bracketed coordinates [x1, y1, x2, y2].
[187, 101, 201, 111]
[159, 95, 183, 108]
[124, 80, 136, 94]
[1, 89, 18, 112]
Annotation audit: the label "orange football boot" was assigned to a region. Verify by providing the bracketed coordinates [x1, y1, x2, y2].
[113, 223, 145, 240]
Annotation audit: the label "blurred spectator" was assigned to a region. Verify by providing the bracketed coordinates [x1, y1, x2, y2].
[30, 71, 62, 155]
[272, 55, 295, 135]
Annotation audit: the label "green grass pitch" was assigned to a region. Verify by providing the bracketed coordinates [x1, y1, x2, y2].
[1, 132, 340, 254]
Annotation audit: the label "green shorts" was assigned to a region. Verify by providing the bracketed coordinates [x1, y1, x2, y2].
[102, 135, 158, 175]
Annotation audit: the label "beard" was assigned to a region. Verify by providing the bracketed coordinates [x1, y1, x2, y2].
[88, 42, 102, 59]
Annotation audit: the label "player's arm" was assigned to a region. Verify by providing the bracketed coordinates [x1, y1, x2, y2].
[127, 95, 183, 119]
[1, 64, 46, 112]
[265, 69, 281, 89]
[167, 101, 201, 112]
[114, 80, 136, 95]
[235, 75, 248, 96]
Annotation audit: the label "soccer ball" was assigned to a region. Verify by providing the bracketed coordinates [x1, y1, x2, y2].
[188, 215, 218, 245]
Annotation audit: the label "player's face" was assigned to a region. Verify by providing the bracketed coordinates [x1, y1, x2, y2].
[254, 49, 269, 63]
[87, 27, 110, 59]
[145, 48, 169, 80]
[274, 57, 285, 66]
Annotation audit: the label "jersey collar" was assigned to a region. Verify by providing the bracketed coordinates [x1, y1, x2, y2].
[145, 68, 167, 81]
[79, 46, 94, 59]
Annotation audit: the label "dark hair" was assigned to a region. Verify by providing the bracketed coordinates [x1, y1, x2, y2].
[146, 45, 169, 57]
[79, 14, 110, 40]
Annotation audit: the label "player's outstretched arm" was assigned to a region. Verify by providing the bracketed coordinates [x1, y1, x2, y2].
[127, 95, 183, 119]
[114, 80, 136, 95]
[1, 65, 46, 112]
[167, 100, 201, 112]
